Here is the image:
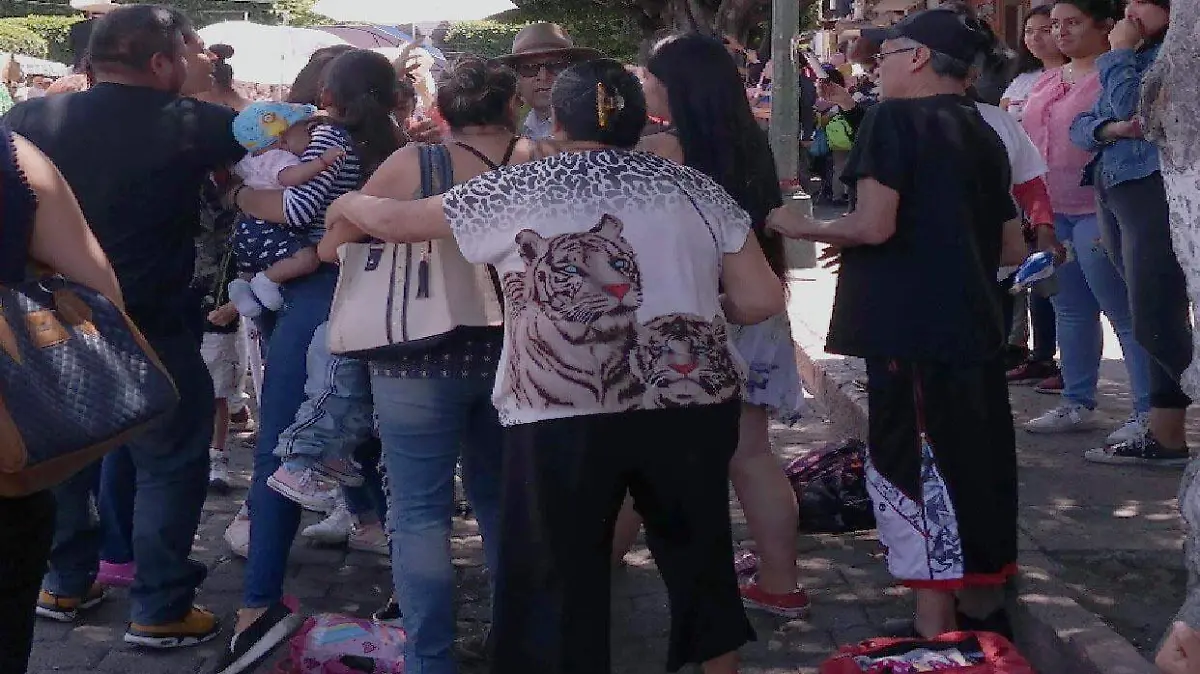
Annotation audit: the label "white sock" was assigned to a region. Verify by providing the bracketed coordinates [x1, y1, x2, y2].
[227, 279, 263, 318]
[250, 272, 284, 311]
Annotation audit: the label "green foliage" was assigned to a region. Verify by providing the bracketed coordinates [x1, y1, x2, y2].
[0, 1, 73, 18]
[0, 15, 79, 61]
[444, 1, 640, 62]
[441, 20, 526, 58]
[500, 0, 641, 61]
[0, 18, 48, 57]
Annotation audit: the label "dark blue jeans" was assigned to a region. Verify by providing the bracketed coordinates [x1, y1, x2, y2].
[243, 267, 338, 608]
[98, 449, 134, 564]
[43, 329, 215, 625]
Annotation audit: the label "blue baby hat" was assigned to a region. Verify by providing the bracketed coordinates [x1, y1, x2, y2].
[232, 101, 318, 152]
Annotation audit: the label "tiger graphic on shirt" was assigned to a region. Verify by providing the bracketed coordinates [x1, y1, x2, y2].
[631, 313, 742, 408]
[503, 215, 645, 410]
[502, 213, 741, 414]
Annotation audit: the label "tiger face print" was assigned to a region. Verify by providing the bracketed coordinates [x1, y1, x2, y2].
[632, 313, 741, 407]
[503, 214, 644, 411]
[515, 214, 642, 342]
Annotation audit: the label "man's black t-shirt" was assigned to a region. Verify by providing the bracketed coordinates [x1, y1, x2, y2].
[827, 94, 1015, 364]
[5, 83, 245, 333]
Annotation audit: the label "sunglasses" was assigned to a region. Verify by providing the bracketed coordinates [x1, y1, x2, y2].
[515, 61, 569, 78]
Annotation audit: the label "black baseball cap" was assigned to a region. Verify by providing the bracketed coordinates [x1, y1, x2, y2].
[860, 8, 991, 65]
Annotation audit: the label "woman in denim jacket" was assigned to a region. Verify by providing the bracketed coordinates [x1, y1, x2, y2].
[1069, 0, 1188, 467]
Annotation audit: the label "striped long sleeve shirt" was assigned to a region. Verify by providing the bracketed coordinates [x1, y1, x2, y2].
[284, 123, 362, 242]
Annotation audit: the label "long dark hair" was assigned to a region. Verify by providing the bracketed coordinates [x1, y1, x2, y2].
[647, 33, 786, 278]
[288, 44, 355, 106]
[321, 49, 403, 180]
[1016, 5, 1053, 74]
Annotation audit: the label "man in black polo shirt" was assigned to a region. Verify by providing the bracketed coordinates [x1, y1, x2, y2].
[5, 4, 244, 648]
[768, 8, 1025, 638]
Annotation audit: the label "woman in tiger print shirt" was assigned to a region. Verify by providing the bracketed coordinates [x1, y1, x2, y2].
[322, 58, 784, 674]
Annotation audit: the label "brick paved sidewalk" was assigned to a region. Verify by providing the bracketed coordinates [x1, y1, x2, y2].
[28, 417, 909, 674]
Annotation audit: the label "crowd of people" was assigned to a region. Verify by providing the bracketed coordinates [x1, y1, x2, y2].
[0, 0, 1191, 673]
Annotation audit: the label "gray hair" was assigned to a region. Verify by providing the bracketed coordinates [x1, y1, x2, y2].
[888, 36, 979, 81]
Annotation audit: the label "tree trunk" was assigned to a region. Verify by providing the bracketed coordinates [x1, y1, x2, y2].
[1140, 0, 1200, 636]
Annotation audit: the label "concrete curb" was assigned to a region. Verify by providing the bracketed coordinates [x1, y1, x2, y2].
[789, 319, 1159, 674]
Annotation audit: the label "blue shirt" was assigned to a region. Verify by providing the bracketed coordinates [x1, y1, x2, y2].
[1069, 41, 1163, 189]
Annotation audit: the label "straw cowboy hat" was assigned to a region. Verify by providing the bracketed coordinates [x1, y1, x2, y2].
[497, 23, 602, 64]
[69, 0, 120, 14]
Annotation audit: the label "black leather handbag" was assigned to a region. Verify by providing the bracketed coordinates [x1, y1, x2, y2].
[0, 276, 178, 497]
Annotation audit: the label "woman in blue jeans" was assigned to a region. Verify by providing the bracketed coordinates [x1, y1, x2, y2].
[318, 56, 538, 674]
[1069, 0, 1189, 467]
[1018, 0, 1152, 442]
[213, 50, 403, 674]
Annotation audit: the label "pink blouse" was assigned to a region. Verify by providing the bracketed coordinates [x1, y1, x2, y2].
[1019, 67, 1101, 215]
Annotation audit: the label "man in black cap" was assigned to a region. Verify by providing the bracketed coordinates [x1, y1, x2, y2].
[768, 8, 1026, 638]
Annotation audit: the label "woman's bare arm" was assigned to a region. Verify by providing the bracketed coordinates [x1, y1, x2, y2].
[16, 134, 124, 310]
[720, 234, 785, 325]
[325, 192, 451, 244]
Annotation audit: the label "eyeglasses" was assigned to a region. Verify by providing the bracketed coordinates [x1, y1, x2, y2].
[874, 46, 918, 60]
[515, 61, 569, 78]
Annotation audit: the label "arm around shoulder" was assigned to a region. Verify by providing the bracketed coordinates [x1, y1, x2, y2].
[16, 134, 124, 309]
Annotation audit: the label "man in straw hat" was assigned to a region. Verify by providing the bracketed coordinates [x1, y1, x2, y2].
[498, 22, 601, 140]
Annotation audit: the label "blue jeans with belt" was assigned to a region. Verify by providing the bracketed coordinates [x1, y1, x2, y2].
[1052, 212, 1151, 412]
[243, 268, 338, 608]
[372, 375, 505, 674]
[43, 328, 215, 625]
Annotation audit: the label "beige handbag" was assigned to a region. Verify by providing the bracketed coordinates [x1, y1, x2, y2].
[327, 144, 503, 358]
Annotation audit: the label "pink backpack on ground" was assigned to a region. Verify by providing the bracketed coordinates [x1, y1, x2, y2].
[820, 632, 1035, 674]
[276, 614, 406, 674]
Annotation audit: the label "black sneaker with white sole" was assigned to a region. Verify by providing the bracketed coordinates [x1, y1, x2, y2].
[212, 600, 304, 674]
[1084, 434, 1190, 467]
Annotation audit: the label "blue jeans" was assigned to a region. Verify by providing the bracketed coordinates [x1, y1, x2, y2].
[274, 322, 374, 469]
[372, 375, 504, 674]
[1052, 212, 1151, 412]
[97, 450, 134, 564]
[43, 329, 214, 625]
[244, 267, 338, 608]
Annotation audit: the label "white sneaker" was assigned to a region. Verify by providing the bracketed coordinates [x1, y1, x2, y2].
[1023, 403, 1095, 434]
[224, 503, 250, 558]
[208, 449, 231, 491]
[301, 503, 353, 545]
[1106, 412, 1150, 446]
[250, 272, 285, 311]
[348, 523, 390, 556]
